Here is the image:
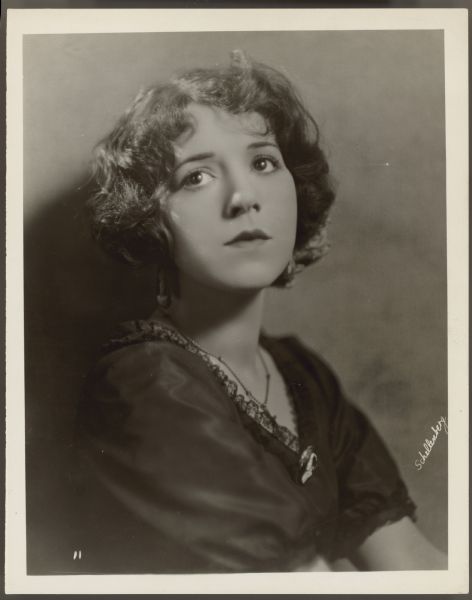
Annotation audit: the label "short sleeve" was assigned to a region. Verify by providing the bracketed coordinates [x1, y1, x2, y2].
[73, 341, 320, 574]
[327, 371, 417, 560]
[279, 336, 417, 561]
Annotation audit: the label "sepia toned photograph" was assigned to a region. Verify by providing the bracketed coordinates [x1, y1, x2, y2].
[5, 6, 468, 595]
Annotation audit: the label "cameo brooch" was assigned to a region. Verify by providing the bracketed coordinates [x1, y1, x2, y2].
[299, 445, 318, 484]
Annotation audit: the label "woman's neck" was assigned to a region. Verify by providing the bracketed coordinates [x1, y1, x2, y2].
[162, 277, 265, 373]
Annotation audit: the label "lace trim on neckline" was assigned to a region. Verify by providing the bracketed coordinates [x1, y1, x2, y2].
[106, 319, 300, 454]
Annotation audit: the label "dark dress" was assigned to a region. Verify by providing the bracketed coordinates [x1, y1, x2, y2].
[72, 319, 416, 574]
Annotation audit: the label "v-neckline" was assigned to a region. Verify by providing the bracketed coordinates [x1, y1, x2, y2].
[260, 333, 320, 454]
[105, 319, 319, 456]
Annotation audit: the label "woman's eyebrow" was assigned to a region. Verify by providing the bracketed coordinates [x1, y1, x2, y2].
[174, 141, 280, 172]
[247, 141, 280, 151]
[174, 152, 214, 172]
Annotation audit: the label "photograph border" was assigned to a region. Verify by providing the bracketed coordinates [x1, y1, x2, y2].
[5, 3, 469, 595]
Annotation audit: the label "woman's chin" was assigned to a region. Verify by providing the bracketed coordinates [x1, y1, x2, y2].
[176, 261, 290, 296]
[214, 263, 289, 291]
[210, 275, 285, 295]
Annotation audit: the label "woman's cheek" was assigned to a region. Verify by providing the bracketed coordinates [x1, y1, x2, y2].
[172, 228, 214, 273]
[271, 176, 297, 235]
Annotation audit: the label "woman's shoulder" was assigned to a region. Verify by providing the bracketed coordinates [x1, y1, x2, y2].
[94, 318, 206, 371]
[101, 318, 192, 357]
[85, 319, 229, 414]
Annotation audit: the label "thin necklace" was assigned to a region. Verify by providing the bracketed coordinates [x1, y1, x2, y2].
[179, 331, 271, 406]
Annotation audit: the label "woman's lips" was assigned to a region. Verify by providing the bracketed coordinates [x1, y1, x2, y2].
[224, 229, 271, 246]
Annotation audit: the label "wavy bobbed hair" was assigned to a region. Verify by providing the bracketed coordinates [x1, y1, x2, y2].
[89, 51, 336, 287]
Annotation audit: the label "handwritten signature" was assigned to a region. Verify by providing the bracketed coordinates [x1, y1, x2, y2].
[415, 416, 448, 470]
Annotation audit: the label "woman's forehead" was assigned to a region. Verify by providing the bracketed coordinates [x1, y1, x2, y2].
[173, 103, 275, 151]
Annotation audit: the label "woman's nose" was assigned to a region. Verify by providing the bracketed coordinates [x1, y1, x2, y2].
[225, 189, 261, 218]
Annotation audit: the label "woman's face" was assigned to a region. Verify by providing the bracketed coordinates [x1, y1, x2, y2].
[166, 103, 297, 294]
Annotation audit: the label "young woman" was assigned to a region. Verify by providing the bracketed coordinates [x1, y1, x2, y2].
[74, 51, 446, 573]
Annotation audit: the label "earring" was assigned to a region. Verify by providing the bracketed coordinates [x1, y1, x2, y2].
[156, 270, 172, 310]
[281, 257, 297, 288]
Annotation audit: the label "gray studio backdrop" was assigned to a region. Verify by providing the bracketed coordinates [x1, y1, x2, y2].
[23, 30, 447, 572]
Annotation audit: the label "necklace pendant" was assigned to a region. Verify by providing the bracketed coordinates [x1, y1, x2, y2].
[299, 445, 318, 484]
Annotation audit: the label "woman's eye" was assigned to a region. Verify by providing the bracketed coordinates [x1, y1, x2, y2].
[252, 156, 279, 173]
[181, 170, 213, 189]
